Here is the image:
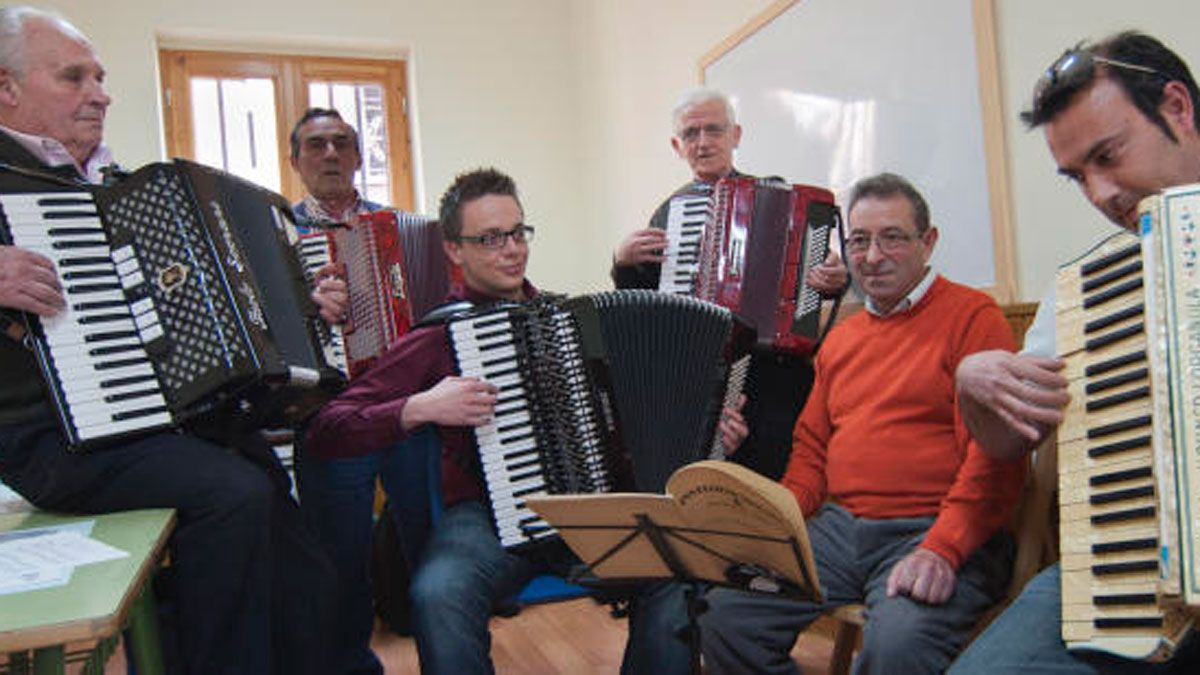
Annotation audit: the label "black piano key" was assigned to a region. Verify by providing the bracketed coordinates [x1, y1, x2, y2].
[1092, 538, 1157, 555]
[1083, 303, 1145, 335]
[98, 373, 158, 389]
[497, 420, 531, 434]
[1090, 506, 1156, 525]
[84, 329, 139, 343]
[1086, 368, 1149, 395]
[513, 485, 544, 498]
[89, 342, 143, 356]
[1094, 617, 1163, 629]
[51, 239, 109, 250]
[78, 311, 134, 325]
[66, 282, 122, 294]
[512, 467, 543, 482]
[1085, 351, 1146, 378]
[1088, 435, 1151, 458]
[1092, 559, 1158, 575]
[58, 255, 116, 267]
[111, 404, 170, 421]
[105, 387, 163, 403]
[1093, 593, 1158, 606]
[1085, 323, 1144, 352]
[62, 269, 117, 281]
[74, 299, 131, 312]
[1090, 466, 1153, 486]
[36, 196, 94, 207]
[94, 356, 150, 370]
[1081, 262, 1142, 294]
[1087, 416, 1151, 440]
[1082, 278, 1142, 310]
[1085, 386, 1150, 412]
[498, 431, 535, 445]
[47, 227, 104, 236]
[1080, 242, 1140, 276]
[1090, 485, 1154, 505]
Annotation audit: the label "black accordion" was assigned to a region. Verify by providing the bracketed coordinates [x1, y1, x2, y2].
[0, 159, 342, 449]
[445, 290, 754, 550]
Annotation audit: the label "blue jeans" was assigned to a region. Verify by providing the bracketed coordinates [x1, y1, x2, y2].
[949, 564, 1200, 674]
[409, 501, 536, 674]
[699, 503, 1013, 675]
[296, 427, 440, 675]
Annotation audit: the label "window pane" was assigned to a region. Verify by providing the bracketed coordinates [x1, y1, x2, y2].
[188, 76, 282, 192]
[307, 81, 391, 205]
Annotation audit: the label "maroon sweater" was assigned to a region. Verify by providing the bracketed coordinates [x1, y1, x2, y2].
[306, 281, 537, 507]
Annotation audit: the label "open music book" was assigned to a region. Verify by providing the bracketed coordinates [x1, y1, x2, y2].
[525, 460, 821, 601]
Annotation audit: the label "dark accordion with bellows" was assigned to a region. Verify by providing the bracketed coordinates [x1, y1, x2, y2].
[295, 210, 457, 378]
[445, 290, 754, 550]
[1056, 186, 1200, 661]
[659, 176, 840, 355]
[0, 160, 342, 449]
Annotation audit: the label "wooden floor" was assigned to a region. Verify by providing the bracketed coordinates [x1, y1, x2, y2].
[98, 597, 841, 673]
[373, 598, 841, 673]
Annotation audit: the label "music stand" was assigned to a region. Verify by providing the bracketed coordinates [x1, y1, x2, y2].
[527, 474, 821, 675]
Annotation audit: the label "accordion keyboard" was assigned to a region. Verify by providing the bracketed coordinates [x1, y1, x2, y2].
[658, 192, 711, 295]
[1056, 233, 1191, 660]
[449, 309, 553, 549]
[0, 192, 171, 442]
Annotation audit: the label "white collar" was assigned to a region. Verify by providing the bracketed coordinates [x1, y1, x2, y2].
[864, 268, 937, 317]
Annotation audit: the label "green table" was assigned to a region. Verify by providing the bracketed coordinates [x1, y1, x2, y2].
[0, 508, 174, 675]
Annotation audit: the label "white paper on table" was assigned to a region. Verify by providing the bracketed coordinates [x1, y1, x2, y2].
[0, 524, 128, 596]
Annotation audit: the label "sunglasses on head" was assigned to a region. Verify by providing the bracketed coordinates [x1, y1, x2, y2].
[1033, 48, 1162, 110]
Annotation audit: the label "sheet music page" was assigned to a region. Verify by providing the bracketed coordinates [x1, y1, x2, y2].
[0, 522, 128, 595]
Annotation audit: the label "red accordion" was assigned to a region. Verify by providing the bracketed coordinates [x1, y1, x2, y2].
[297, 210, 461, 378]
[694, 176, 839, 355]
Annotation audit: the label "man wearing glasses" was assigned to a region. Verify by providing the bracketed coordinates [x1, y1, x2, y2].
[951, 31, 1200, 673]
[695, 173, 1024, 674]
[611, 87, 846, 482]
[305, 168, 668, 673]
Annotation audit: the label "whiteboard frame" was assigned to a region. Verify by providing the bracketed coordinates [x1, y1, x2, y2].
[699, 0, 1016, 303]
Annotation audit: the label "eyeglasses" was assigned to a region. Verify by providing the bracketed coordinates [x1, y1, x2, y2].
[677, 123, 729, 144]
[456, 224, 535, 249]
[845, 229, 920, 255]
[1033, 49, 1162, 111]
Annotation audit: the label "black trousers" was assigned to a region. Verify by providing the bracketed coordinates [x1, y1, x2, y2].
[736, 350, 816, 480]
[0, 417, 336, 675]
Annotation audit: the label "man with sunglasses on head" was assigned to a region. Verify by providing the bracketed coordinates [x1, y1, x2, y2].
[306, 167, 675, 674]
[612, 87, 847, 482]
[693, 172, 1025, 675]
[951, 32, 1200, 673]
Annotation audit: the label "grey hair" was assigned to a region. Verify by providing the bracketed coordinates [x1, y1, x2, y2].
[0, 6, 88, 78]
[671, 87, 737, 132]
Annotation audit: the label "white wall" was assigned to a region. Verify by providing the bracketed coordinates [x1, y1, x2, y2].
[40, 0, 588, 292]
[35, 0, 1200, 301]
[993, 0, 1200, 300]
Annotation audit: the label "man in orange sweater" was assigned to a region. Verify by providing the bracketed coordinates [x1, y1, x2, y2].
[697, 173, 1026, 674]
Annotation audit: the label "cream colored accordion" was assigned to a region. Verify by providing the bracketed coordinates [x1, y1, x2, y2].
[1055, 184, 1200, 660]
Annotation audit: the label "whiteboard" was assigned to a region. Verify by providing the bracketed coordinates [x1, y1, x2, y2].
[704, 0, 1008, 295]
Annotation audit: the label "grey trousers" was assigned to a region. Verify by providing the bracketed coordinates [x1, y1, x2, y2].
[700, 503, 1013, 675]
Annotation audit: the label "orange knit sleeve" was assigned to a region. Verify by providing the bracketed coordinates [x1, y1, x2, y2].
[920, 298, 1027, 568]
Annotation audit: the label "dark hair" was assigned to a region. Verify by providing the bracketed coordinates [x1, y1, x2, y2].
[438, 168, 522, 241]
[289, 107, 360, 159]
[1022, 31, 1200, 142]
[846, 172, 931, 233]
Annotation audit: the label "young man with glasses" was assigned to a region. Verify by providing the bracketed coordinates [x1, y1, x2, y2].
[306, 167, 674, 673]
[950, 31, 1200, 674]
[693, 172, 1024, 675]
